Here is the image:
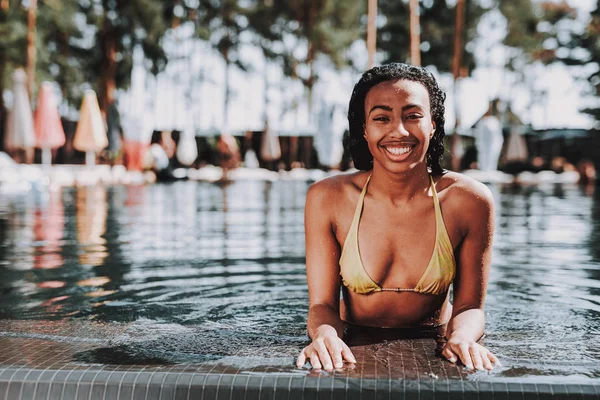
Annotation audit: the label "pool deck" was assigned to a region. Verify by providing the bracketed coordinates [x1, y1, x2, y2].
[0, 320, 598, 399]
[0, 162, 586, 193]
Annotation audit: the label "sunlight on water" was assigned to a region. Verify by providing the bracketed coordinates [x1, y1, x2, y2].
[0, 180, 599, 379]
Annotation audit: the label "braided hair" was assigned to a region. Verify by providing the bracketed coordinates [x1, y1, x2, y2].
[347, 63, 446, 175]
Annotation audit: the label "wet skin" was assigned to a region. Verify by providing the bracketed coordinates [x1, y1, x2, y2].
[297, 79, 500, 372]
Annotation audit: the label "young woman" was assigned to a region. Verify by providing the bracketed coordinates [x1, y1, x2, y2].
[296, 63, 499, 371]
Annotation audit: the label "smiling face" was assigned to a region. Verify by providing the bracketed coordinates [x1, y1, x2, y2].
[363, 79, 436, 174]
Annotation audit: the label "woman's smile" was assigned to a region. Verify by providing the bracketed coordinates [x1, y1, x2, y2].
[381, 143, 415, 161]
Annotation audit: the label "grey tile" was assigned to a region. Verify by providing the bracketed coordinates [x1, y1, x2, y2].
[172, 373, 192, 399]
[32, 381, 50, 400]
[566, 384, 585, 399]
[229, 375, 250, 400]
[21, 381, 39, 400]
[5, 380, 23, 400]
[60, 381, 78, 400]
[101, 382, 121, 400]
[47, 379, 69, 400]
[116, 383, 134, 400]
[88, 381, 108, 400]
[214, 374, 235, 400]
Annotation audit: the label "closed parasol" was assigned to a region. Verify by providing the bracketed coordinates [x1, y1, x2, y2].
[4, 69, 35, 159]
[73, 90, 108, 165]
[34, 82, 66, 165]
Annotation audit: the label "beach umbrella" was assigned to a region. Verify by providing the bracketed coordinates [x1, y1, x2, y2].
[260, 119, 281, 162]
[34, 82, 65, 165]
[503, 127, 529, 163]
[176, 128, 198, 167]
[73, 90, 108, 165]
[4, 69, 35, 157]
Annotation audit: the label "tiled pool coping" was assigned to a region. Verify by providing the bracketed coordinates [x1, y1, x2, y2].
[1, 320, 598, 399]
[2, 366, 599, 399]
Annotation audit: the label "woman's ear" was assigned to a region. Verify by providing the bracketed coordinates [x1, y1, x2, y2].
[430, 121, 437, 139]
[363, 124, 367, 139]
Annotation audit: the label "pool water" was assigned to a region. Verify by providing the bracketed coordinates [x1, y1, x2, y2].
[0, 179, 599, 390]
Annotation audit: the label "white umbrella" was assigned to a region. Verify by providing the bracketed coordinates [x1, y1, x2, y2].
[260, 118, 281, 162]
[73, 90, 108, 165]
[4, 69, 35, 159]
[176, 127, 198, 167]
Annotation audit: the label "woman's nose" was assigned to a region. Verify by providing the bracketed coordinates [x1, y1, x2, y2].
[389, 121, 410, 137]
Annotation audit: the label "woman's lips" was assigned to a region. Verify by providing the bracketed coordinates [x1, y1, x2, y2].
[381, 144, 415, 161]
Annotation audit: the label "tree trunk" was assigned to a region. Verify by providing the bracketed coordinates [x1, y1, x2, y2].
[367, 0, 377, 69]
[263, 58, 269, 122]
[223, 47, 230, 131]
[26, 0, 37, 98]
[409, 0, 421, 66]
[451, 0, 466, 171]
[302, 0, 318, 167]
[99, 17, 118, 118]
[0, 56, 5, 152]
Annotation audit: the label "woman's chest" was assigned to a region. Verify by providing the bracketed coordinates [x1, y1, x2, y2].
[336, 195, 462, 286]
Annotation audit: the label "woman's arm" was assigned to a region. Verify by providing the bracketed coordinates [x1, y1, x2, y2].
[441, 179, 500, 370]
[296, 180, 356, 370]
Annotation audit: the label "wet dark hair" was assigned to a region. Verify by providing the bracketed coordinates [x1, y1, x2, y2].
[347, 63, 446, 175]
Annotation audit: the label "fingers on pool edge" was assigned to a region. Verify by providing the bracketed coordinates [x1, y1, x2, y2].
[441, 345, 457, 363]
[296, 349, 306, 368]
[457, 343, 474, 369]
[489, 352, 502, 367]
[341, 342, 356, 363]
[481, 351, 494, 370]
[469, 346, 485, 371]
[314, 342, 334, 370]
[308, 352, 322, 370]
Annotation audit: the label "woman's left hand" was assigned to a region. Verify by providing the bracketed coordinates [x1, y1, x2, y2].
[441, 335, 500, 371]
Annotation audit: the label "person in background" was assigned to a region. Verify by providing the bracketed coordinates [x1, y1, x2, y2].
[102, 102, 124, 165]
[577, 159, 597, 186]
[474, 100, 504, 172]
[297, 63, 500, 372]
[146, 130, 178, 181]
[216, 133, 240, 179]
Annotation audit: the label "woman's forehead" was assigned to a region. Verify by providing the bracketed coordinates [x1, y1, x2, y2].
[365, 79, 430, 109]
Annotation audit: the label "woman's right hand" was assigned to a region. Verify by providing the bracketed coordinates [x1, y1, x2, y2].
[296, 325, 356, 370]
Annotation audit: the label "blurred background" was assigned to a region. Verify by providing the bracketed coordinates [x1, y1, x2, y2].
[0, 0, 599, 180]
[1, 1, 600, 383]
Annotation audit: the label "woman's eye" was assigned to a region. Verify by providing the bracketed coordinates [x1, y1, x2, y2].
[406, 114, 422, 120]
[373, 117, 389, 122]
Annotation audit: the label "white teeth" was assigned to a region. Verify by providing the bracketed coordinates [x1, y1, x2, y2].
[384, 146, 412, 155]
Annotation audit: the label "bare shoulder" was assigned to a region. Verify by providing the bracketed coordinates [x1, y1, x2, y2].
[435, 171, 495, 213]
[305, 171, 369, 214]
[307, 171, 368, 201]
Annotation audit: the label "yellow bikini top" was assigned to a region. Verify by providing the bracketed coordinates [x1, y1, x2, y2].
[339, 175, 456, 295]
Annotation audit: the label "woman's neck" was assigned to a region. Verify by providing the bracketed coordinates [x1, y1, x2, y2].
[368, 163, 431, 204]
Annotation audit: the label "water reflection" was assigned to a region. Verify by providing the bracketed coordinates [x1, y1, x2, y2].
[488, 182, 600, 368]
[0, 180, 598, 378]
[33, 189, 64, 270]
[76, 185, 108, 266]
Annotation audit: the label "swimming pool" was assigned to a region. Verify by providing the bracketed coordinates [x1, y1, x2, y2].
[0, 179, 599, 399]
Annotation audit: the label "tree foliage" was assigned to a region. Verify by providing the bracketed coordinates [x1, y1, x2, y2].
[377, 0, 488, 74]
[77, 0, 171, 112]
[0, 0, 172, 116]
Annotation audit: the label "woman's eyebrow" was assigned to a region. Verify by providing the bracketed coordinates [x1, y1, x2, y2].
[368, 105, 393, 115]
[402, 104, 424, 112]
